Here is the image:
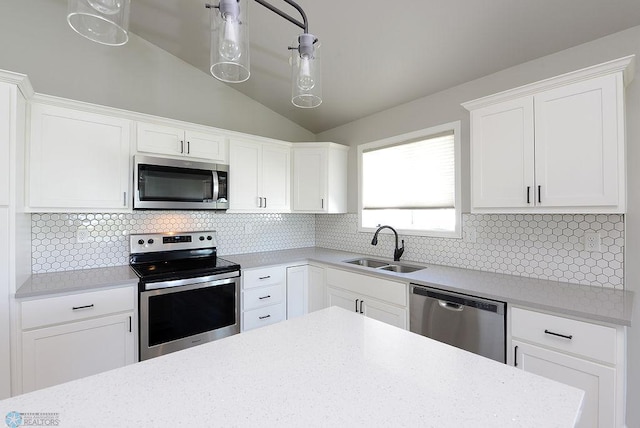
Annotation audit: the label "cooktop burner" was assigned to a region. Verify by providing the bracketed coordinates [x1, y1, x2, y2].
[129, 231, 240, 282]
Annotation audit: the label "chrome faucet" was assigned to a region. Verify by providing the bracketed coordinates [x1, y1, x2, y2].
[371, 225, 405, 261]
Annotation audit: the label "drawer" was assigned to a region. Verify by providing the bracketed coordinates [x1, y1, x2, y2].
[242, 302, 286, 331]
[511, 307, 617, 364]
[243, 266, 286, 289]
[243, 284, 285, 311]
[22, 287, 135, 330]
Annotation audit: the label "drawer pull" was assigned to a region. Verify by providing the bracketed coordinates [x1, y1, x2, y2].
[258, 314, 271, 320]
[359, 300, 364, 314]
[72, 304, 94, 311]
[258, 276, 271, 280]
[258, 295, 271, 300]
[544, 329, 573, 340]
[355, 299, 359, 313]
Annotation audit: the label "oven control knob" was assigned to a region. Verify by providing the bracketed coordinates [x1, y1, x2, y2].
[199, 236, 205, 241]
[138, 239, 144, 245]
[207, 235, 212, 240]
[148, 239, 154, 245]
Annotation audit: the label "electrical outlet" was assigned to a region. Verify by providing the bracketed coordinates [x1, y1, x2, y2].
[584, 232, 601, 252]
[76, 226, 90, 243]
[464, 228, 477, 243]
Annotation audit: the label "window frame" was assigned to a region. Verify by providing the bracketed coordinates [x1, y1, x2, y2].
[357, 121, 462, 238]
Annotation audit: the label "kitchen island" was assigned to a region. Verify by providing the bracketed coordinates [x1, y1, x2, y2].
[0, 307, 582, 427]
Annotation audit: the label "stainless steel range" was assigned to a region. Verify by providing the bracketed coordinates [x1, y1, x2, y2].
[129, 231, 241, 361]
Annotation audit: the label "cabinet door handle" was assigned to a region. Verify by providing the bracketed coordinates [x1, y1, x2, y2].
[514, 345, 518, 367]
[258, 276, 271, 280]
[526, 186, 530, 204]
[259, 314, 271, 320]
[123, 191, 127, 207]
[72, 304, 94, 311]
[258, 197, 263, 208]
[129, 316, 132, 333]
[538, 185, 541, 203]
[180, 140, 184, 153]
[321, 198, 324, 209]
[544, 329, 573, 340]
[359, 300, 364, 314]
[355, 299, 359, 313]
[258, 295, 271, 300]
[264, 198, 267, 208]
[187, 141, 190, 154]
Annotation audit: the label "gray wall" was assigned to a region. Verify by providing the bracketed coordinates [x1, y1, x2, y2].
[0, 0, 315, 142]
[318, 25, 640, 427]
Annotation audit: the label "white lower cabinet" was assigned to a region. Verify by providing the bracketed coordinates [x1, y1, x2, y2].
[20, 286, 136, 393]
[286, 265, 326, 319]
[241, 266, 287, 332]
[511, 307, 623, 427]
[325, 268, 407, 329]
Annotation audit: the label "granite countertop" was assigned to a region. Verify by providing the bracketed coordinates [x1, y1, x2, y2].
[15, 246, 633, 326]
[0, 307, 583, 427]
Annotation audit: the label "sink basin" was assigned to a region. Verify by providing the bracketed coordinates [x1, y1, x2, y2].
[378, 264, 423, 273]
[343, 258, 425, 274]
[344, 258, 389, 268]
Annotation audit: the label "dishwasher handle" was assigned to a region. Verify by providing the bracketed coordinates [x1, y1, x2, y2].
[411, 284, 505, 315]
[438, 300, 464, 311]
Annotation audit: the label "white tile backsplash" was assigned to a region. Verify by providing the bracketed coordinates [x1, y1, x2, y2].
[315, 213, 624, 288]
[32, 212, 315, 273]
[31, 212, 624, 289]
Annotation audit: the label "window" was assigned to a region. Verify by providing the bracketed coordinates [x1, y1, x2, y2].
[358, 121, 461, 238]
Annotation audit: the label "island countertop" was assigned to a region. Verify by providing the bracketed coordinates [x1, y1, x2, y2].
[0, 307, 583, 427]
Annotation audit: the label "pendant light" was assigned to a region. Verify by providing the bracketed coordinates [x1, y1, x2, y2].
[67, 0, 131, 46]
[207, 0, 321, 108]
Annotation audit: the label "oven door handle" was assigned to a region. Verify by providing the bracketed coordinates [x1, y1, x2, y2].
[142, 270, 240, 291]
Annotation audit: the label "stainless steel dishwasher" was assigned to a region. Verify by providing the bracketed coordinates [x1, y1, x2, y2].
[410, 284, 506, 363]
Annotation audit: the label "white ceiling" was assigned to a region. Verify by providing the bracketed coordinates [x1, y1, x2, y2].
[129, 0, 640, 134]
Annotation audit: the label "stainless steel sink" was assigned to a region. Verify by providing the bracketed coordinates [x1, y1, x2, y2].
[343, 258, 425, 273]
[344, 258, 389, 268]
[378, 264, 423, 273]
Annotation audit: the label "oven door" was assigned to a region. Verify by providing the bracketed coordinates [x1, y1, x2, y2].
[139, 273, 240, 361]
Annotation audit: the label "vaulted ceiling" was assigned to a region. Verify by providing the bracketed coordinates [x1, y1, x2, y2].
[129, 0, 640, 133]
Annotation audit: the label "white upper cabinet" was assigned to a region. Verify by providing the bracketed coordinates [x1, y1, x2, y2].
[228, 138, 291, 212]
[0, 84, 11, 206]
[463, 56, 634, 213]
[292, 143, 348, 213]
[28, 102, 132, 212]
[136, 122, 228, 163]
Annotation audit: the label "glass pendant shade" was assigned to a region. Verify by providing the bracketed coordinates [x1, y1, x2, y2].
[210, 0, 250, 83]
[291, 35, 321, 108]
[67, 0, 130, 46]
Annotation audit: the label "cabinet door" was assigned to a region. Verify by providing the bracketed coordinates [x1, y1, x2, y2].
[0, 84, 11, 206]
[137, 122, 184, 156]
[326, 286, 359, 314]
[534, 74, 621, 208]
[261, 143, 291, 211]
[228, 139, 261, 210]
[22, 313, 135, 393]
[361, 298, 407, 329]
[184, 130, 228, 163]
[0, 209, 9, 399]
[293, 147, 326, 212]
[470, 96, 535, 209]
[327, 286, 406, 329]
[286, 265, 307, 319]
[29, 104, 131, 210]
[513, 340, 616, 428]
[308, 265, 326, 313]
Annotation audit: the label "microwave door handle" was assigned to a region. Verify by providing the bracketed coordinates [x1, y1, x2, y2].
[212, 171, 220, 202]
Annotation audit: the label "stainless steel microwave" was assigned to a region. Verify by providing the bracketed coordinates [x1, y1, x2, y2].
[133, 155, 229, 210]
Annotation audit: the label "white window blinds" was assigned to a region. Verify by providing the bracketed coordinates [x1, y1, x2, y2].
[362, 132, 455, 210]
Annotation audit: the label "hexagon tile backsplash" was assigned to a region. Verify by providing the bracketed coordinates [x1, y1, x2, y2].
[32, 212, 624, 289]
[315, 213, 624, 289]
